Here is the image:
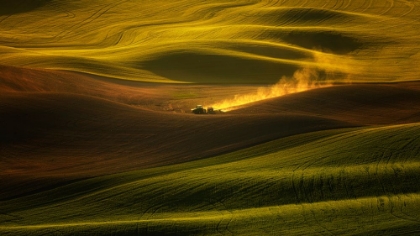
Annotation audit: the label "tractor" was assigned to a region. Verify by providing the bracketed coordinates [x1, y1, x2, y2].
[191, 105, 206, 114]
[191, 105, 221, 114]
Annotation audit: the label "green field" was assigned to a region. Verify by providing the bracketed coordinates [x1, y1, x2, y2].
[1, 123, 420, 235]
[1, 0, 420, 235]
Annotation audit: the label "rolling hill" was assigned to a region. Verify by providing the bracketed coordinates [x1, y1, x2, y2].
[1, 122, 420, 235]
[0, 0, 419, 83]
[1, 0, 420, 235]
[1, 67, 420, 235]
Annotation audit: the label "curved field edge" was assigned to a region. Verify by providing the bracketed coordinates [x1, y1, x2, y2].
[1, 123, 420, 235]
[1, 193, 420, 236]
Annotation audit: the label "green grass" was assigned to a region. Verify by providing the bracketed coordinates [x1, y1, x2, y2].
[1, 123, 420, 235]
[1, 1, 420, 235]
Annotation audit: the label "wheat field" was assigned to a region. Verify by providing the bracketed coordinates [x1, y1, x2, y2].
[1, 0, 420, 83]
[1, 0, 420, 235]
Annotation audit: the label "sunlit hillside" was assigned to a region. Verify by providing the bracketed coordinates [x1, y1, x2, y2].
[1, 124, 420, 235]
[1, 0, 420, 235]
[0, 0, 420, 83]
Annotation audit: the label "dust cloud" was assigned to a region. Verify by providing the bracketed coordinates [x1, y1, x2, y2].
[209, 68, 329, 111]
[210, 52, 352, 111]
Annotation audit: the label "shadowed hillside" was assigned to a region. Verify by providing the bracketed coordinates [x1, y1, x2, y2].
[1, 67, 420, 201]
[0, 91, 350, 200]
[232, 82, 420, 125]
[0, 0, 52, 16]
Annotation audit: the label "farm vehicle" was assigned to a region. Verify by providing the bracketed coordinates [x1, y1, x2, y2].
[191, 105, 222, 114]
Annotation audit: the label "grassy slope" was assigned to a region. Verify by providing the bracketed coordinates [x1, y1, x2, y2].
[1, 72, 420, 201]
[0, 0, 419, 83]
[0, 89, 351, 200]
[1, 0, 420, 235]
[1, 123, 420, 235]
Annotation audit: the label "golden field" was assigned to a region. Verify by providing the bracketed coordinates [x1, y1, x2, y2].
[1, 0, 420, 235]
